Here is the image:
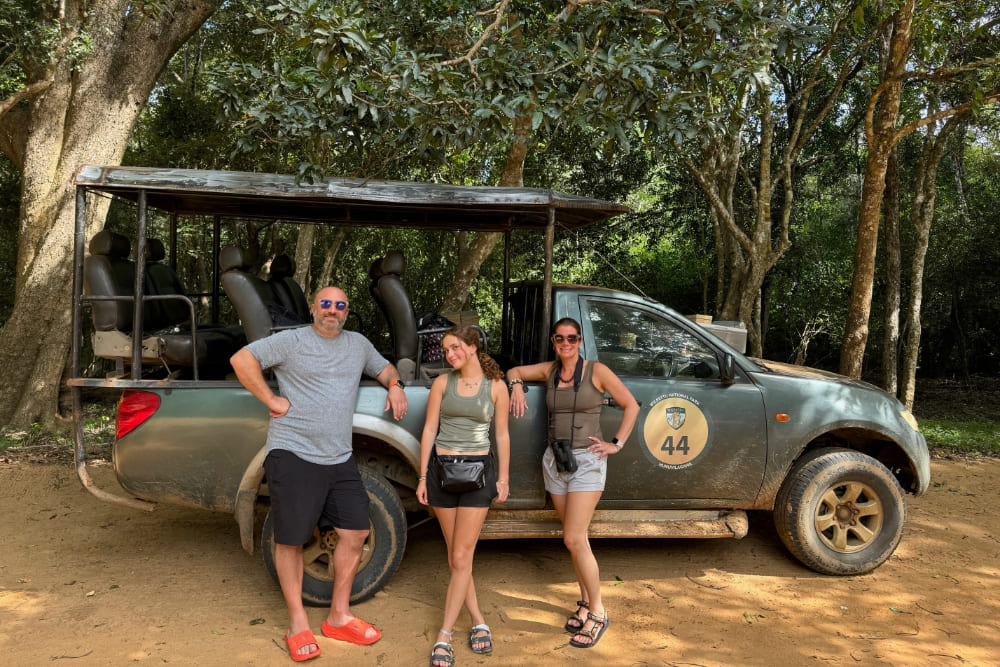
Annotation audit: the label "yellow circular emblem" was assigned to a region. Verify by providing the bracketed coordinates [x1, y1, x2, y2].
[642, 396, 709, 467]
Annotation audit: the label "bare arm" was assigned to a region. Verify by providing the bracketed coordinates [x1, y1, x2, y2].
[589, 361, 640, 458]
[375, 363, 408, 420]
[415, 374, 447, 505]
[506, 360, 552, 417]
[230, 348, 289, 417]
[492, 379, 511, 502]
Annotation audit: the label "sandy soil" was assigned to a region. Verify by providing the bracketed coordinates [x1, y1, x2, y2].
[1, 458, 997, 667]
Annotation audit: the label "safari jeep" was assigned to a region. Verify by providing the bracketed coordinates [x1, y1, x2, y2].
[69, 166, 930, 605]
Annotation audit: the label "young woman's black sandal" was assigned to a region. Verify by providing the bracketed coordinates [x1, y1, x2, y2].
[469, 624, 492, 654]
[569, 611, 610, 649]
[430, 641, 454, 666]
[564, 600, 590, 632]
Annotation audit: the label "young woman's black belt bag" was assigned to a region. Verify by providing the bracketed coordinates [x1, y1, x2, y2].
[437, 456, 486, 493]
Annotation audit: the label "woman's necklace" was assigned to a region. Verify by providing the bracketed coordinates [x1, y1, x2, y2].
[460, 374, 483, 390]
[559, 358, 580, 384]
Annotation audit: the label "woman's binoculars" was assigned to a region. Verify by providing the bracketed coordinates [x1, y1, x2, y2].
[550, 438, 578, 473]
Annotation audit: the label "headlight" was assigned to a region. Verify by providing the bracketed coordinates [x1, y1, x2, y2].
[900, 409, 919, 432]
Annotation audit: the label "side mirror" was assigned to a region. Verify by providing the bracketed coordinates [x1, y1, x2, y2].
[721, 353, 736, 385]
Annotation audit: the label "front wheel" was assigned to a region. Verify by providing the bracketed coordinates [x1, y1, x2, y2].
[773, 448, 907, 575]
[262, 464, 407, 605]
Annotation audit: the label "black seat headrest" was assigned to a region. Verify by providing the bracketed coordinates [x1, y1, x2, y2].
[133, 238, 167, 262]
[89, 230, 131, 258]
[146, 238, 166, 262]
[219, 245, 249, 273]
[373, 250, 405, 278]
[270, 254, 295, 279]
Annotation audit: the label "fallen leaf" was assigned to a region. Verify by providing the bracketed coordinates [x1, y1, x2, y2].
[249, 618, 265, 625]
[889, 607, 912, 614]
[86, 590, 96, 597]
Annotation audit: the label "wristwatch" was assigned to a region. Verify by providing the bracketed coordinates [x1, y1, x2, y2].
[389, 379, 405, 390]
[611, 437, 623, 448]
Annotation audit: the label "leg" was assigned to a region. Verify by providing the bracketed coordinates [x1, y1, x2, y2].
[551, 493, 590, 630]
[552, 490, 607, 646]
[275, 543, 318, 658]
[323, 527, 379, 640]
[434, 505, 490, 660]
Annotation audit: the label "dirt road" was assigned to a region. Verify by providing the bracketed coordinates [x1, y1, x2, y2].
[1, 458, 997, 666]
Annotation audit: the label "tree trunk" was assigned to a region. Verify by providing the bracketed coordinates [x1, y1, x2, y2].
[839, 0, 915, 379]
[317, 227, 347, 291]
[881, 147, 901, 393]
[900, 115, 964, 409]
[294, 223, 315, 292]
[0, 0, 215, 427]
[437, 115, 530, 313]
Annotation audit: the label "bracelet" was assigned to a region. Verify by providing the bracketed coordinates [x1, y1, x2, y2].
[418, 475, 427, 481]
[508, 379, 524, 389]
[497, 479, 508, 485]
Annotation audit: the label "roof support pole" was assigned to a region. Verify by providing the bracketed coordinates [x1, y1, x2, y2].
[502, 227, 511, 351]
[212, 215, 221, 324]
[131, 190, 149, 378]
[539, 206, 555, 361]
[71, 187, 87, 378]
[169, 212, 178, 269]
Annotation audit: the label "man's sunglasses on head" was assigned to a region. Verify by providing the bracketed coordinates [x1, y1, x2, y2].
[319, 299, 348, 311]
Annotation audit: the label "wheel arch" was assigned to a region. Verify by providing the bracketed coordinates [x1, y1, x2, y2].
[757, 424, 926, 510]
[233, 413, 421, 554]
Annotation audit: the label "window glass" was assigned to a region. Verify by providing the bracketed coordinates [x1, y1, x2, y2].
[586, 301, 720, 379]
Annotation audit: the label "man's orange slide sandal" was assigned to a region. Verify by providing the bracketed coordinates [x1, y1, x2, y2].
[322, 617, 382, 645]
[285, 629, 322, 662]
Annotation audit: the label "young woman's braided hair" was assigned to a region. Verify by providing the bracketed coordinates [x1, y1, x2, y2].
[443, 325, 504, 381]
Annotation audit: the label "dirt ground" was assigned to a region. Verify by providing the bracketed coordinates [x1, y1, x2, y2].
[0, 458, 997, 667]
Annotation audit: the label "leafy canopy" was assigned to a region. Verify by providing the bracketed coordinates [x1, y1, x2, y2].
[209, 0, 787, 180]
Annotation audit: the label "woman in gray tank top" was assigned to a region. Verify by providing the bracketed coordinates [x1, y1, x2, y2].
[506, 317, 639, 650]
[417, 326, 510, 666]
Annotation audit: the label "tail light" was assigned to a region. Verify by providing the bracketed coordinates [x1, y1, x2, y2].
[116, 390, 161, 439]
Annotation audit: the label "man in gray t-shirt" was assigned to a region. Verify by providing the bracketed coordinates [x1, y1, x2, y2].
[231, 285, 407, 660]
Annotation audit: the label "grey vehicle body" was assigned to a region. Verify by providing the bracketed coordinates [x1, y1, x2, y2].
[69, 166, 929, 604]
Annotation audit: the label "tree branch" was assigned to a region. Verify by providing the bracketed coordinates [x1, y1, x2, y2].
[440, 0, 513, 71]
[892, 91, 999, 144]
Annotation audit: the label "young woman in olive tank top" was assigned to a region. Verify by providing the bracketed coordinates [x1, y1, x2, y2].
[506, 317, 639, 649]
[417, 325, 510, 666]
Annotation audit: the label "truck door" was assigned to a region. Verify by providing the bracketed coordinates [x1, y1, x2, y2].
[581, 298, 767, 505]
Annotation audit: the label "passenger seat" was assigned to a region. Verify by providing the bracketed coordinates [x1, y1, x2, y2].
[268, 254, 311, 322]
[221, 245, 306, 343]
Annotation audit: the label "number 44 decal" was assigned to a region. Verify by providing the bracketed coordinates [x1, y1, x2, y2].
[661, 435, 690, 455]
[642, 395, 709, 467]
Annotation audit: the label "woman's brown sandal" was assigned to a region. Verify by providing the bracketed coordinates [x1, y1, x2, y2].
[569, 611, 610, 648]
[564, 600, 589, 632]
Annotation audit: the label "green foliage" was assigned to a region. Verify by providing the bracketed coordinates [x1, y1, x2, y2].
[208, 0, 785, 180]
[920, 419, 1000, 456]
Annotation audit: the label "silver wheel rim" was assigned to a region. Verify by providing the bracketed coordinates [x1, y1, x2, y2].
[814, 481, 884, 553]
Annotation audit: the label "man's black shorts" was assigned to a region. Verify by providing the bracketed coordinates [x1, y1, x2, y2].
[426, 450, 498, 509]
[264, 449, 370, 546]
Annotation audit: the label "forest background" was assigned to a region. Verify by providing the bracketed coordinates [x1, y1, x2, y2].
[0, 1, 998, 447]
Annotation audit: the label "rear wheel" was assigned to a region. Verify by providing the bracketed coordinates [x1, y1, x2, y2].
[773, 447, 906, 575]
[262, 464, 407, 605]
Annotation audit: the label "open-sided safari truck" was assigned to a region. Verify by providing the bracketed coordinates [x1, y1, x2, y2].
[69, 165, 930, 605]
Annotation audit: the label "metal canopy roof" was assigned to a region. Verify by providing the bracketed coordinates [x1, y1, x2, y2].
[75, 165, 629, 231]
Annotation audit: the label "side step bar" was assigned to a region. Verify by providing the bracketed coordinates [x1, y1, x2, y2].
[479, 509, 748, 540]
